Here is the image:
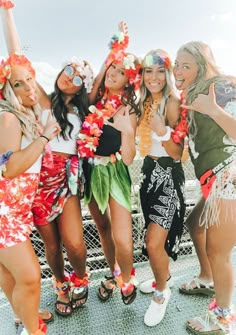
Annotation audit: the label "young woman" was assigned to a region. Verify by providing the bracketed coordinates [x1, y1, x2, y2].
[78, 36, 141, 304]
[137, 49, 185, 326]
[173, 41, 236, 335]
[0, 51, 59, 335]
[1, 3, 95, 317]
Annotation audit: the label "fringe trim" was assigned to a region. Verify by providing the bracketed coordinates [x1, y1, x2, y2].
[200, 162, 236, 228]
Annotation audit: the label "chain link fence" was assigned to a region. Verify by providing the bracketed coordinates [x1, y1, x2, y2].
[31, 151, 200, 280]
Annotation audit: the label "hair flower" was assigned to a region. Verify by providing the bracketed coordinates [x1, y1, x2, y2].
[0, 53, 35, 90]
[63, 56, 94, 93]
[123, 54, 135, 70]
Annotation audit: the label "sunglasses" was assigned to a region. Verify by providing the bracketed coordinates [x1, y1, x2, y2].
[64, 65, 83, 87]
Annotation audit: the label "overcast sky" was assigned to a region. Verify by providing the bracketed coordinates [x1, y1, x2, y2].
[1, 0, 236, 92]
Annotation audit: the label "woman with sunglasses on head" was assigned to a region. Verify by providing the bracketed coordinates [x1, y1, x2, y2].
[137, 49, 185, 327]
[173, 41, 236, 335]
[78, 24, 141, 305]
[0, 49, 60, 335]
[1, 2, 96, 318]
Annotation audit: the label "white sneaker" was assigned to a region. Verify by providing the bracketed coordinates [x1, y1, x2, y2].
[144, 287, 171, 327]
[140, 276, 174, 294]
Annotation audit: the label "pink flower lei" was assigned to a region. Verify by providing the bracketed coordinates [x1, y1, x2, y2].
[77, 90, 123, 158]
[171, 92, 188, 143]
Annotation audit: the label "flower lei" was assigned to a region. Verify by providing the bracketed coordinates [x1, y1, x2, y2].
[106, 22, 129, 67]
[170, 92, 188, 143]
[105, 22, 141, 91]
[0, 0, 14, 9]
[77, 91, 123, 158]
[137, 94, 163, 157]
[208, 298, 236, 325]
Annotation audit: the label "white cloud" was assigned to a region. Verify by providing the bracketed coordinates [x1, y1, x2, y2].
[33, 61, 59, 94]
[210, 12, 234, 23]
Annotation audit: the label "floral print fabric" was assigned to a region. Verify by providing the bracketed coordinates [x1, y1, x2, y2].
[0, 173, 39, 248]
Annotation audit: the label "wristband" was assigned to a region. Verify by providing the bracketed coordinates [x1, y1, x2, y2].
[40, 135, 50, 143]
[154, 126, 172, 142]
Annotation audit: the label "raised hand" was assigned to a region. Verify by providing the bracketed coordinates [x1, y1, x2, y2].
[105, 106, 133, 134]
[42, 113, 61, 141]
[149, 112, 167, 136]
[105, 21, 129, 68]
[181, 83, 217, 117]
[118, 21, 128, 38]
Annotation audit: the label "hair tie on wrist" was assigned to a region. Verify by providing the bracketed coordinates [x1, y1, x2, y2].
[40, 135, 50, 143]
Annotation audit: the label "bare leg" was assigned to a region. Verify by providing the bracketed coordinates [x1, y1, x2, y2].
[206, 199, 236, 308]
[185, 197, 213, 281]
[146, 223, 169, 293]
[0, 241, 41, 333]
[36, 221, 71, 314]
[58, 196, 86, 277]
[58, 196, 88, 308]
[188, 199, 236, 333]
[109, 196, 133, 283]
[88, 198, 116, 274]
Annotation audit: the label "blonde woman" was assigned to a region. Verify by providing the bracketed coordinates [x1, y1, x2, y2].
[137, 49, 186, 326]
[0, 52, 59, 335]
[173, 41, 236, 335]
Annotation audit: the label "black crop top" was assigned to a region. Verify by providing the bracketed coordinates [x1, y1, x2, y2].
[96, 118, 121, 156]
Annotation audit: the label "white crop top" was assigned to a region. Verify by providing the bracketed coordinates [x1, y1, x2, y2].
[49, 114, 81, 155]
[148, 131, 170, 157]
[21, 136, 42, 173]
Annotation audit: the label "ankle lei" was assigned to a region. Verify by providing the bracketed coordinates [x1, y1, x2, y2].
[208, 298, 235, 325]
[77, 90, 123, 158]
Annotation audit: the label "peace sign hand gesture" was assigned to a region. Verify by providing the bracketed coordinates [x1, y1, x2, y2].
[181, 83, 217, 117]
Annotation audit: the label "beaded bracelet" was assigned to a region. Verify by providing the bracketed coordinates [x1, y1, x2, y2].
[40, 135, 50, 143]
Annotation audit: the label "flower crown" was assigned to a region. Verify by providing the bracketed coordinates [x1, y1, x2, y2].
[65, 56, 94, 93]
[0, 0, 14, 9]
[0, 53, 35, 90]
[143, 53, 171, 69]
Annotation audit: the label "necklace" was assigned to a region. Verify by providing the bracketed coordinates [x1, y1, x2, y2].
[77, 91, 123, 158]
[138, 94, 163, 157]
[171, 92, 188, 143]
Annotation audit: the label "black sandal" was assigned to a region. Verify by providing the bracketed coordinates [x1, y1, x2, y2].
[55, 299, 73, 317]
[97, 276, 117, 302]
[14, 309, 54, 326]
[71, 286, 88, 309]
[121, 286, 137, 305]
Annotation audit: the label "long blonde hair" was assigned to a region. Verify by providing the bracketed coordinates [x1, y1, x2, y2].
[138, 49, 178, 156]
[176, 41, 236, 136]
[1, 80, 42, 140]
